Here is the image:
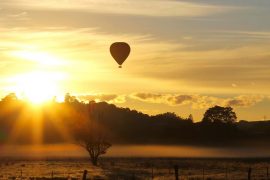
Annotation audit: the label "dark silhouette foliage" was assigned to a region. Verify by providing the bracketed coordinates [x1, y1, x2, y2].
[0, 93, 270, 148]
[202, 106, 237, 124]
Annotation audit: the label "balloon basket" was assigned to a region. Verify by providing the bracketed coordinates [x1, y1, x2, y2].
[119, 65, 122, 68]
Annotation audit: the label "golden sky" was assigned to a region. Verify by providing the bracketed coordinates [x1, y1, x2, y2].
[0, 0, 270, 121]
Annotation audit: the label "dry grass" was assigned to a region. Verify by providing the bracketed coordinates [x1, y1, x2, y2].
[0, 158, 269, 180]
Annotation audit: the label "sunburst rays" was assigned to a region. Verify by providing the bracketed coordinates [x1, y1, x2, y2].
[6, 102, 75, 151]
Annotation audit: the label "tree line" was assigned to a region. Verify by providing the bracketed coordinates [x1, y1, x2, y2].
[0, 93, 270, 165]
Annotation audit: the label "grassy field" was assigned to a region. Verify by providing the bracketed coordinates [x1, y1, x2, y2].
[0, 158, 270, 179]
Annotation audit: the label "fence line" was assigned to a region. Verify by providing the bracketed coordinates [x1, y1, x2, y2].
[0, 161, 270, 180]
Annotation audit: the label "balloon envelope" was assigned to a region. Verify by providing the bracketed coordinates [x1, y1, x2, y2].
[110, 42, 130, 68]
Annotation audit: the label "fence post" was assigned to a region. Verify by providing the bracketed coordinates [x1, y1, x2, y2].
[248, 167, 252, 180]
[267, 167, 269, 180]
[174, 165, 179, 180]
[151, 165, 154, 179]
[203, 168, 205, 180]
[83, 170, 88, 180]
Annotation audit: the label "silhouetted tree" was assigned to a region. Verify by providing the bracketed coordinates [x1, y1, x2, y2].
[76, 129, 111, 166]
[64, 93, 78, 103]
[2, 93, 18, 102]
[187, 114, 194, 122]
[154, 112, 184, 122]
[202, 106, 237, 124]
[73, 109, 111, 166]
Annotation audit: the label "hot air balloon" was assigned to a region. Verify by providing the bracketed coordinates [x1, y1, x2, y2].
[110, 42, 130, 68]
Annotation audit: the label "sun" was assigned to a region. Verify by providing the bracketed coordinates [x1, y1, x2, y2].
[23, 78, 56, 104]
[7, 50, 67, 104]
[12, 71, 62, 104]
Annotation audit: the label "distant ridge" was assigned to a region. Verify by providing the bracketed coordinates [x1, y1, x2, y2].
[0, 94, 270, 146]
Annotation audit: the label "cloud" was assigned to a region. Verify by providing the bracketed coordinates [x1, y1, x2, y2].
[78, 94, 126, 104]
[130, 93, 165, 103]
[0, 10, 30, 23]
[0, 27, 188, 95]
[0, 27, 152, 70]
[131, 93, 218, 108]
[1, 0, 232, 17]
[224, 95, 265, 107]
[167, 95, 194, 105]
[0, 27, 270, 96]
[130, 93, 265, 109]
[7, 12, 28, 18]
[220, 31, 270, 39]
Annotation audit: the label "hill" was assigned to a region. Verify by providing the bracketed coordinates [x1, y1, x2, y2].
[0, 93, 270, 146]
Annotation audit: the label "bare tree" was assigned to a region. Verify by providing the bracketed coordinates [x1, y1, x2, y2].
[77, 126, 111, 166]
[73, 108, 111, 166]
